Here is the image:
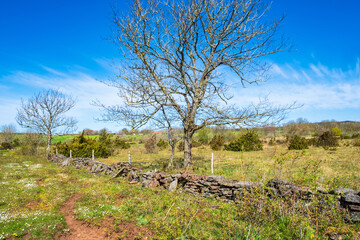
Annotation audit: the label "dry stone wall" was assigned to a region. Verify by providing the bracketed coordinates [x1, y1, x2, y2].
[48, 154, 360, 222]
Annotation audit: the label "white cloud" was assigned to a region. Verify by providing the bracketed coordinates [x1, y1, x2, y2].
[0, 68, 123, 131]
[229, 60, 360, 112]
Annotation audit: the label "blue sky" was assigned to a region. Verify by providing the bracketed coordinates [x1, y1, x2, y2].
[1, 0, 360, 132]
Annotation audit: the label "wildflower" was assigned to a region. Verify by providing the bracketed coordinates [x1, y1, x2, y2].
[13, 232, 18, 237]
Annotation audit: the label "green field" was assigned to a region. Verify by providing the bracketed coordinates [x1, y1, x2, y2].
[1, 146, 360, 239]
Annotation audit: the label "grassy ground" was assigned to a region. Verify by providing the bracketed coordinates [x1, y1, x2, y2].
[100, 141, 360, 191]
[1, 151, 359, 239]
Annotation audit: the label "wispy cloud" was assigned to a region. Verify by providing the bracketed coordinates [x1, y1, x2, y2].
[0, 67, 121, 131]
[230, 60, 360, 114]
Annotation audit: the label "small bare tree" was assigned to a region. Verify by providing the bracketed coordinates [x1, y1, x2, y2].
[1, 124, 17, 144]
[100, 0, 295, 167]
[16, 89, 77, 153]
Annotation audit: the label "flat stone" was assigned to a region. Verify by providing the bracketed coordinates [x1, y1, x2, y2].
[234, 181, 254, 189]
[218, 179, 237, 188]
[316, 187, 328, 194]
[207, 175, 225, 182]
[61, 159, 70, 167]
[341, 194, 360, 205]
[348, 205, 360, 211]
[169, 178, 178, 192]
[331, 187, 355, 195]
[221, 190, 233, 196]
[148, 179, 159, 188]
[141, 179, 152, 188]
[198, 180, 210, 186]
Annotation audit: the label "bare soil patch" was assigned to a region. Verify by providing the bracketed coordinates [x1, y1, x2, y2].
[58, 194, 154, 240]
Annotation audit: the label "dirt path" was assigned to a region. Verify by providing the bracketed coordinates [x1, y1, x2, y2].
[59, 194, 108, 240]
[58, 194, 155, 240]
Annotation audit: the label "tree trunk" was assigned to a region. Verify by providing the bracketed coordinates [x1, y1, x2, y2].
[169, 145, 175, 168]
[46, 132, 52, 154]
[184, 129, 193, 168]
[168, 127, 175, 167]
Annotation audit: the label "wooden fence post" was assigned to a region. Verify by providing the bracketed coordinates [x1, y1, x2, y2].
[70, 150, 72, 158]
[92, 149, 95, 161]
[211, 153, 214, 175]
[128, 151, 131, 166]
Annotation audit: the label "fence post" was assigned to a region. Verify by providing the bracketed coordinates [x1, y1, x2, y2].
[92, 149, 95, 161]
[128, 151, 131, 166]
[211, 152, 214, 175]
[70, 150, 72, 158]
[56, 148, 58, 155]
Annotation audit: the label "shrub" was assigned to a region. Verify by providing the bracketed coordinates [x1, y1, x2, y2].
[144, 134, 157, 153]
[198, 128, 210, 145]
[177, 140, 184, 151]
[209, 135, 225, 151]
[0, 142, 12, 150]
[316, 131, 339, 147]
[97, 128, 112, 147]
[352, 133, 360, 139]
[56, 131, 111, 158]
[19, 132, 45, 155]
[332, 127, 342, 136]
[288, 135, 308, 150]
[157, 139, 169, 150]
[225, 130, 263, 152]
[307, 137, 317, 146]
[113, 137, 131, 149]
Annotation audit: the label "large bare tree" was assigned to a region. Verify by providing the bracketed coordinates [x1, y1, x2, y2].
[16, 89, 77, 152]
[101, 0, 294, 167]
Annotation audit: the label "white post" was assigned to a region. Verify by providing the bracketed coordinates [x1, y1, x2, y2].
[56, 148, 58, 155]
[70, 150, 72, 158]
[128, 151, 131, 166]
[211, 152, 214, 175]
[92, 149, 95, 161]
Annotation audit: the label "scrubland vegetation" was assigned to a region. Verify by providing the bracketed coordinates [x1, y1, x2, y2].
[1, 120, 360, 239]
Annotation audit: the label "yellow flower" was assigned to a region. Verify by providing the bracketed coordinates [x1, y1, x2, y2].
[310, 233, 314, 239]
[13, 233, 18, 237]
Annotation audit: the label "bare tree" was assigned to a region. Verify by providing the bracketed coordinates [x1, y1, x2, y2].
[16, 89, 77, 153]
[100, 0, 295, 167]
[0, 124, 17, 144]
[153, 107, 181, 167]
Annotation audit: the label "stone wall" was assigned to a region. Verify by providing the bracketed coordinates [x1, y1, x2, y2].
[48, 154, 360, 222]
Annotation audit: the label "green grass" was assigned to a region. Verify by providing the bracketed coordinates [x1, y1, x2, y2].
[100, 141, 360, 191]
[1, 151, 359, 239]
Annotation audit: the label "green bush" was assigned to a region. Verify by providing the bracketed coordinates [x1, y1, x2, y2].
[288, 135, 308, 150]
[198, 128, 210, 145]
[97, 128, 112, 147]
[352, 133, 360, 139]
[113, 137, 131, 149]
[19, 133, 45, 155]
[56, 131, 111, 158]
[0, 142, 12, 150]
[177, 140, 184, 151]
[157, 139, 169, 150]
[225, 130, 263, 152]
[144, 134, 157, 153]
[316, 131, 339, 147]
[331, 127, 342, 136]
[209, 135, 225, 151]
